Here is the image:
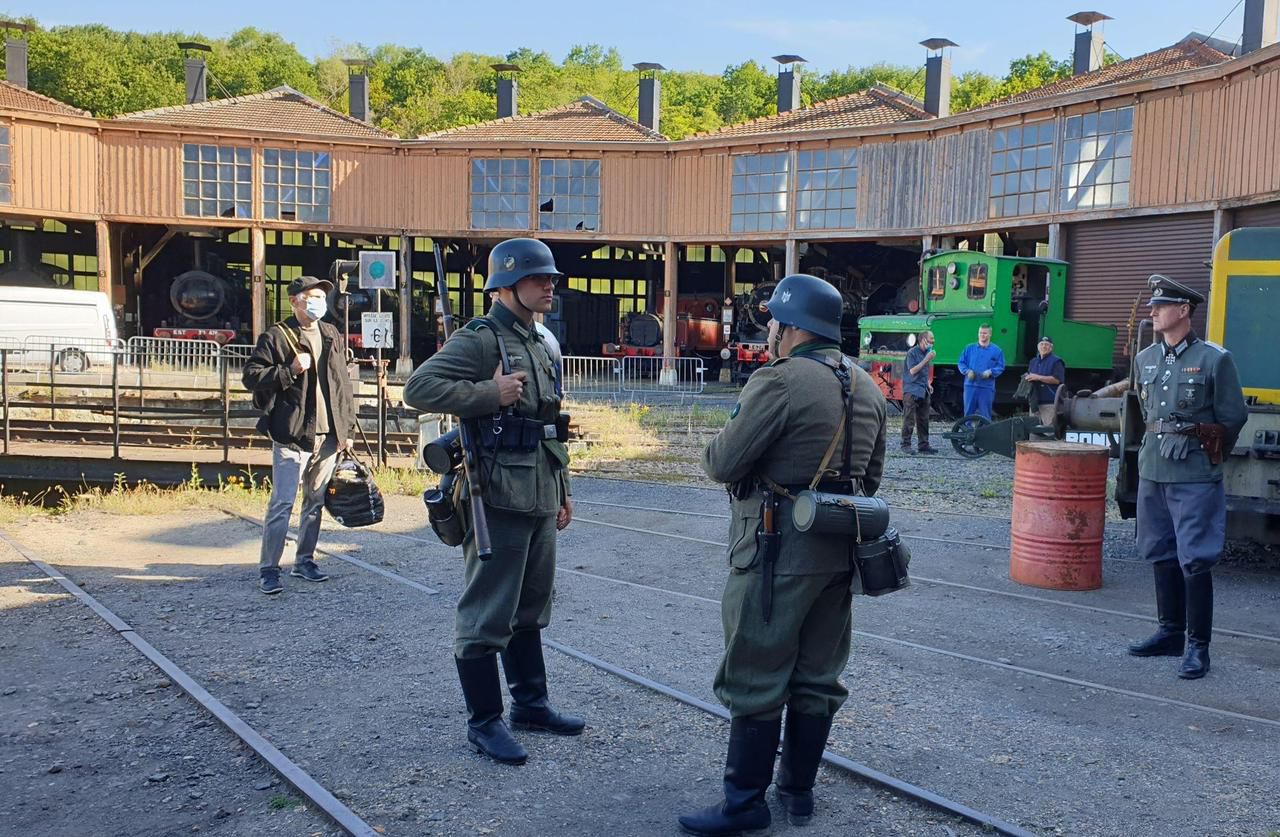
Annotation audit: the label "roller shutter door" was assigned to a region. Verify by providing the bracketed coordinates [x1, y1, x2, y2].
[1234, 201, 1280, 228]
[1065, 213, 1215, 365]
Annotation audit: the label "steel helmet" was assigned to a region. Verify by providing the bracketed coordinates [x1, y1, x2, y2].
[761, 274, 843, 342]
[484, 238, 564, 291]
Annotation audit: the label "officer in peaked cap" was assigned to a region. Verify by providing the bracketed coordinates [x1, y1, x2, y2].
[403, 237, 582, 766]
[1125, 272, 1247, 680]
[680, 274, 888, 835]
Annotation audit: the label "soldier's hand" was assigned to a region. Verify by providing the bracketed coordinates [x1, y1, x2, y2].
[557, 497, 574, 531]
[494, 364, 527, 407]
[966, 370, 976, 381]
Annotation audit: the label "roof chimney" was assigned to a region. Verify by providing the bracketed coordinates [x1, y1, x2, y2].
[1068, 12, 1111, 74]
[179, 41, 211, 104]
[1243, 0, 1279, 54]
[344, 59, 369, 122]
[2, 22, 31, 88]
[492, 63, 521, 119]
[920, 39, 957, 118]
[773, 55, 806, 114]
[634, 62, 664, 133]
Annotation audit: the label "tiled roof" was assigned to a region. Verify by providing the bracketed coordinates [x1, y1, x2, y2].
[701, 84, 931, 138]
[417, 96, 665, 142]
[984, 35, 1230, 108]
[115, 86, 394, 139]
[0, 80, 91, 117]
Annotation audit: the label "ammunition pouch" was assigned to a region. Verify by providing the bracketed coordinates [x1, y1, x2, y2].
[556, 411, 572, 444]
[854, 528, 911, 597]
[476, 414, 559, 453]
[423, 472, 466, 547]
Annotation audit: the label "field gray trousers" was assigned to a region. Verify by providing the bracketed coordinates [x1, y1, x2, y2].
[258, 433, 339, 573]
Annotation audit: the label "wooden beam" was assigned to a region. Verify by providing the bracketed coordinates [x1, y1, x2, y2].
[785, 239, 800, 275]
[94, 220, 113, 296]
[139, 228, 176, 272]
[397, 233, 413, 375]
[1047, 223, 1064, 261]
[661, 240, 677, 382]
[251, 227, 266, 338]
[1212, 208, 1234, 246]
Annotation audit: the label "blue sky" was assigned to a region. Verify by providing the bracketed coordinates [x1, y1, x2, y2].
[8, 0, 1256, 77]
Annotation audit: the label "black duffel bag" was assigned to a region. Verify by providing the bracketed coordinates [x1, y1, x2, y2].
[324, 453, 385, 528]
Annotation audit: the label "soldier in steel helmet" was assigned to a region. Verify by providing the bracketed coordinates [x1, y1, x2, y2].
[679, 274, 888, 836]
[403, 238, 581, 766]
[1120, 274, 1247, 679]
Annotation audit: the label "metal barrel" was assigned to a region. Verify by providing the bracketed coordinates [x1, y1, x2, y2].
[1009, 441, 1110, 591]
[792, 491, 890, 538]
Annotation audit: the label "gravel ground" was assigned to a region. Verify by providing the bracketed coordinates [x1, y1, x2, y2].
[4, 511, 980, 837]
[0, 539, 339, 837]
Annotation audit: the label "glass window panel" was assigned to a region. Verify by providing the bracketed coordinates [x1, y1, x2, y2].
[500, 158, 516, 176]
[1116, 107, 1134, 132]
[298, 187, 313, 204]
[1116, 133, 1133, 157]
[1082, 112, 1099, 135]
[1099, 110, 1116, 134]
[472, 159, 486, 177]
[1035, 169, 1052, 191]
[1111, 183, 1129, 206]
[1018, 194, 1035, 215]
[202, 182, 217, 198]
[1063, 140, 1081, 163]
[554, 159, 569, 176]
[298, 150, 313, 167]
[1038, 122, 1055, 144]
[201, 145, 218, 162]
[315, 152, 330, 168]
[185, 198, 200, 216]
[585, 178, 599, 196]
[183, 144, 199, 162]
[235, 202, 249, 218]
[282, 168, 296, 185]
[1007, 125, 1022, 147]
[1065, 117, 1081, 139]
[1003, 196, 1018, 215]
[797, 151, 812, 169]
[265, 185, 279, 203]
[1114, 157, 1131, 183]
[201, 163, 217, 179]
[1019, 171, 1035, 192]
[298, 169, 312, 186]
[840, 209, 857, 227]
[281, 150, 296, 166]
[236, 164, 250, 182]
[570, 159, 585, 176]
[282, 187, 296, 203]
[236, 183, 250, 201]
[184, 162, 199, 179]
[1037, 146, 1052, 168]
[202, 199, 217, 215]
[1034, 192, 1051, 214]
[1097, 184, 1114, 206]
[990, 176, 1004, 198]
[217, 146, 233, 163]
[1007, 149, 1021, 170]
[264, 167, 278, 185]
[183, 181, 199, 198]
[217, 163, 232, 181]
[993, 129, 1007, 151]
[795, 210, 811, 228]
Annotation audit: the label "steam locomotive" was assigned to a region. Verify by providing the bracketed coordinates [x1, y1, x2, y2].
[156, 267, 250, 345]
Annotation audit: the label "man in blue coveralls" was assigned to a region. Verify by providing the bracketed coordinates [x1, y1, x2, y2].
[957, 323, 1004, 420]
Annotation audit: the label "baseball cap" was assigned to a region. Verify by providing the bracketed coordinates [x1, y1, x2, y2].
[287, 275, 334, 296]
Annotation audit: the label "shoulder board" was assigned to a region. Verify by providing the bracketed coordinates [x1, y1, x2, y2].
[1199, 340, 1228, 355]
[464, 318, 492, 332]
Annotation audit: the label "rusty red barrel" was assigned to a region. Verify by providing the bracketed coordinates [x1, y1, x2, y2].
[1009, 441, 1109, 591]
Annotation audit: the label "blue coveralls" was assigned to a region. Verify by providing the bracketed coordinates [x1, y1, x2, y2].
[957, 342, 1005, 420]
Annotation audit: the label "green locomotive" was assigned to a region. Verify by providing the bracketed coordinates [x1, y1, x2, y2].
[857, 250, 1117, 415]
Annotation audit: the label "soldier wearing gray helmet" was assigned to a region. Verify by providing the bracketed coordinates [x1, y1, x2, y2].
[1123, 274, 1247, 679]
[404, 238, 580, 766]
[679, 274, 887, 836]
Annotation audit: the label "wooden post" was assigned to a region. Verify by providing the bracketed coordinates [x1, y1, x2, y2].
[785, 239, 799, 275]
[660, 240, 678, 385]
[1212, 208, 1234, 246]
[720, 247, 738, 384]
[1047, 223, 1064, 261]
[397, 233, 413, 376]
[251, 227, 266, 337]
[94, 220, 113, 295]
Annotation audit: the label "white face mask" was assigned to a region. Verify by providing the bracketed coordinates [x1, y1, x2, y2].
[303, 297, 327, 321]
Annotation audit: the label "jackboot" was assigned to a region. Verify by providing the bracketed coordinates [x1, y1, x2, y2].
[1128, 560, 1186, 657]
[1179, 571, 1213, 679]
[678, 717, 782, 837]
[454, 655, 528, 765]
[501, 630, 585, 735]
[775, 712, 834, 826]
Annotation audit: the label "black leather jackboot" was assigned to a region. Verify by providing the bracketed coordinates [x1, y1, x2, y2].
[1128, 560, 1186, 657]
[678, 717, 782, 837]
[775, 712, 834, 826]
[501, 630, 585, 735]
[1179, 570, 1213, 679]
[455, 654, 528, 765]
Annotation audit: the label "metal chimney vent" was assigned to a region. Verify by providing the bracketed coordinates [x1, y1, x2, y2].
[179, 41, 211, 104]
[634, 62, 665, 133]
[1067, 11, 1112, 75]
[492, 63, 521, 119]
[772, 55, 806, 114]
[919, 39, 957, 118]
[1243, 0, 1279, 54]
[1, 21, 31, 88]
[343, 58, 370, 122]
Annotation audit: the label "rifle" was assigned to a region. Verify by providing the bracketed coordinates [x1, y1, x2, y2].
[433, 242, 493, 560]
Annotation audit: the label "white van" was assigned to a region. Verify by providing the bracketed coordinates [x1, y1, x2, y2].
[0, 286, 119, 372]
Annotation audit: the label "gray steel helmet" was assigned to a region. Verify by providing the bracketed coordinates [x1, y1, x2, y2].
[761, 274, 843, 342]
[484, 238, 564, 291]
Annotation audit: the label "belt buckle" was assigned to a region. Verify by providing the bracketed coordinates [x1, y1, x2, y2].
[543, 424, 557, 440]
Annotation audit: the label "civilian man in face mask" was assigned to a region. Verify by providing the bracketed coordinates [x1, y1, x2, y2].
[243, 276, 357, 595]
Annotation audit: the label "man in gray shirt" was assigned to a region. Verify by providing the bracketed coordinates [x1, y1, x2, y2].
[900, 330, 937, 454]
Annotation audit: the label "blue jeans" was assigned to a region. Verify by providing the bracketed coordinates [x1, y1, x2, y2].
[258, 434, 339, 573]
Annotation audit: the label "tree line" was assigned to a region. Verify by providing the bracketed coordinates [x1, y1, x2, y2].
[4, 17, 1113, 139]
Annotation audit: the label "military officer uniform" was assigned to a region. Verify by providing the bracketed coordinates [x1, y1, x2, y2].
[680, 274, 888, 836]
[1127, 274, 1247, 679]
[403, 238, 581, 765]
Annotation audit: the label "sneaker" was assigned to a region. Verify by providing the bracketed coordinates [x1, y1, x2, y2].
[917, 445, 938, 455]
[290, 562, 329, 583]
[899, 441, 913, 452]
[259, 573, 283, 595]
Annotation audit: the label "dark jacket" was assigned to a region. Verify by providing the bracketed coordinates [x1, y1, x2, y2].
[242, 317, 356, 450]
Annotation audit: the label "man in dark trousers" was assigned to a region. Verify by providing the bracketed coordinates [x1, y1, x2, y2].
[1024, 335, 1066, 425]
[680, 273, 887, 836]
[1126, 274, 1247, 679]
[404, 238, 581, 766]
[243, 276, 356, 595]
[901, 329, 936, 454]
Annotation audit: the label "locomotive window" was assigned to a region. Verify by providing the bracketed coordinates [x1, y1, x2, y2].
[795, 148, 857, 230]
[966, 264, 988, 299]
[989, 121, 1053, 218]
[1061, 106, 1133, 211]
[928, 267, 946, 298]
[538, 158, 601, 233]
[730, 152, 789, 233]
[470, 158, 531, 230]
[0, 126, 10, 203]
[263, 148, 331, 224]
[183, 144, 250, 219]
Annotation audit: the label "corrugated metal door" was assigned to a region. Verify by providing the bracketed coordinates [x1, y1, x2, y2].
[1065, 213, 1215, 364]
[1234, 201, 1280, 228]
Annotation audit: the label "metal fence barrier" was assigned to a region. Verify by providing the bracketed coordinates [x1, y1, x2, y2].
[621, 356, 705, 395]
[127, 336, 223, 373]
[13, 335, 126, 373]
[561, 356, 622, 396]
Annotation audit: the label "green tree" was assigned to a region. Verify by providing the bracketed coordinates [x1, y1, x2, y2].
[717, 61, 775, 125]
[207, 28, 320, 98]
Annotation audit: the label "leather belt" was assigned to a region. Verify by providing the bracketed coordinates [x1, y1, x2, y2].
[1146, 420, 1192, 434]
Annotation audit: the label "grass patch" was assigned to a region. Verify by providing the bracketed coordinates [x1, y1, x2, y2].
[268, 794, 297, 810]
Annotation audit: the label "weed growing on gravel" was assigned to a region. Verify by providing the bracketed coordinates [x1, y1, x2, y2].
[268, 794, 297, 810]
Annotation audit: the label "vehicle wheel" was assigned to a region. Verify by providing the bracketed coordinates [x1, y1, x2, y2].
[948, 414, 992, 459]
[58, 348, 89, 373]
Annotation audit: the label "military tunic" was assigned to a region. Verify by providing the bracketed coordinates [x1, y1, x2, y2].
[703, 342, 888, 720]
[1134, 334, 1247, 572]
[403, 301, 571, 658]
